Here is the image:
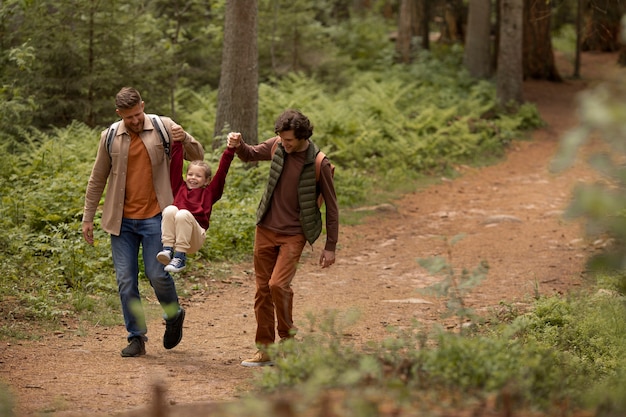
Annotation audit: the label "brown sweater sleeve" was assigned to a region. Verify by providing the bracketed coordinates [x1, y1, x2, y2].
[319, 158, 338, 252]
[234, 136, 279, 162]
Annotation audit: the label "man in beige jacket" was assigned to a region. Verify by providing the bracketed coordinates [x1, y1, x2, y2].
[82, 87, 204, 357]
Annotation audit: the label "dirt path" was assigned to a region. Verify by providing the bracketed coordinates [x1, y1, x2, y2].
[0, 53, 620, 417]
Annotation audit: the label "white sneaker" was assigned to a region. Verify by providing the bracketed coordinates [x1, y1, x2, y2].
[164, 256, 186, 273]
[156, 248, 173, 265]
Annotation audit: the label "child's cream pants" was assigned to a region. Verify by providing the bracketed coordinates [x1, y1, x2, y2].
[161, 205, 206, 254]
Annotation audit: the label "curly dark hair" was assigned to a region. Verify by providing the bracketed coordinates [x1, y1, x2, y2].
[274, 109, 313, 140]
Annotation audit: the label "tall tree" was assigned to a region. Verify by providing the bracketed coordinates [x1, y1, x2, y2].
[421, 0, 431, 51]
[395, 0, 429, 63]
[497, 0, 524, 107]
[523, 0, 561, 81]
[439, 0, 465, 43]
[492, 0, 501, 72]
[214, 0, 259, 145]
[463, 0, 492, 78]
[396, 0, 419, 63]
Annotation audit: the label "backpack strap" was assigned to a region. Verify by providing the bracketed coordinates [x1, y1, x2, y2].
[315, 151, 326, 182]
[148, 114, 170, 157]
[105, 115, 170, 158]
[105, 121, 121, 157]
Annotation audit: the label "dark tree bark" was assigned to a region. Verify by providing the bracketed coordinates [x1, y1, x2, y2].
[214, 0, 259, 146]
[464, 0, 492, 79]
[439, 0, 466, 43]
[574, 0, 582, 77]
[492, 0, 501, 74]
[421, 0, 430, 51]
[582, 0, 626, 52]
[396, 0, 420, 63]
[523, 0, 562, 81]
[497, 0, 524, 108]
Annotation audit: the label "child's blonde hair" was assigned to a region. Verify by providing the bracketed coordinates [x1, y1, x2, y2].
[188, 160, 211, 182]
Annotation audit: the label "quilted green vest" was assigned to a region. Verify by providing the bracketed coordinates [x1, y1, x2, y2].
[256, 141, 322, 245]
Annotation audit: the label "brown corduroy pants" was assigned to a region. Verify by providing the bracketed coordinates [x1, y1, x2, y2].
[252, 225, 306, 346]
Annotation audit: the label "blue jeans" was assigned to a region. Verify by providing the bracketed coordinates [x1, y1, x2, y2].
[111, 214, 180, 341]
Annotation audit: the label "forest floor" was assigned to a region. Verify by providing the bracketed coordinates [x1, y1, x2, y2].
[0, 52, 623, 417]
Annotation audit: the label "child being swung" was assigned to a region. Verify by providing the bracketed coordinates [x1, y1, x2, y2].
[157, 140, 236, 272]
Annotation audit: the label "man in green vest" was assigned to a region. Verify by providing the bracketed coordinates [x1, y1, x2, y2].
[227, 109, 339, 366]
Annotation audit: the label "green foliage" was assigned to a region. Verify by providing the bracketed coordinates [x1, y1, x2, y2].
[420, 332, 569, 406]
[0, 0, 225, 141]
[552, 24, 577, 63]
[0, 122, 114, 326]
[589, 368, 626, 417]
[551, 76, 626, 276]
[511, 293, 626, 382]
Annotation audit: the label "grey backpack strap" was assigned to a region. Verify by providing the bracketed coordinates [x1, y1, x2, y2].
[148, 114, 171, 158]
[105, 121, 121, 158]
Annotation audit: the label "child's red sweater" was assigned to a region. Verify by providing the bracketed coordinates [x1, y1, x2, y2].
[170, 141, 235, 230]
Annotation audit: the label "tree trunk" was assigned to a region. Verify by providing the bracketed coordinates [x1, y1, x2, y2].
[214, 0, 259, 146]
[582, 0, 625, 52]
[440, 0, 465, 43]
[396, 0, 420, 63]
[574, 0, 582, 78]
[497, 0, 524, 108]
[463, 0, 492, 79]
[420, 0, 430, 51]
[381, 0, 395, 19]
[523, 0, 562, 81]
[492, 0, 501, 74]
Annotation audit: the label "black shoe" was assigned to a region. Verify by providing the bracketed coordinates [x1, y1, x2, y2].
[121, 337, 146, 357]
[163, 308, 185, 349]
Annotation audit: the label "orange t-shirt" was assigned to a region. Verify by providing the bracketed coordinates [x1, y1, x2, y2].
[124, 132, 161, 219]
